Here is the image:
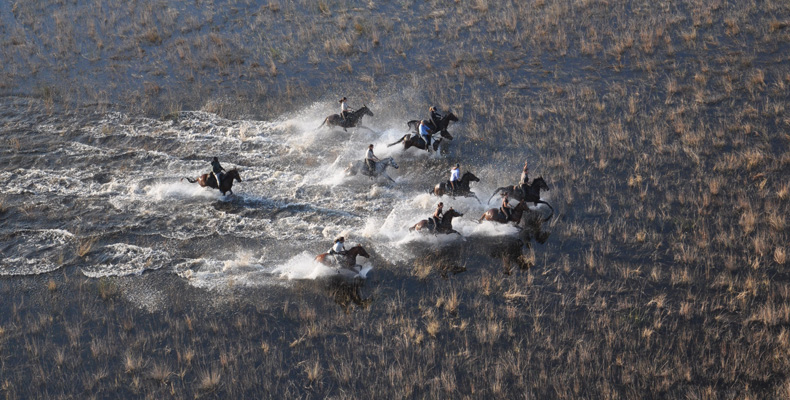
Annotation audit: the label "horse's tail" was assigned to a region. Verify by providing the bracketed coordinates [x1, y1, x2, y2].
[387, 136, 406, 147]
[182, 177, 197, 183]
[316, 118, 327, 130]
[409, 225, 416, 232]
[488, 188, 504, 203]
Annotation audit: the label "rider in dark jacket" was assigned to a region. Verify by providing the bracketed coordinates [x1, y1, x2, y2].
[211, 157, 225, 187]
[429, 106, 443, 131]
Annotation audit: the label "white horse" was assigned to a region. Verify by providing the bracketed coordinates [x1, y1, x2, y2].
[345, 157, 399, 183]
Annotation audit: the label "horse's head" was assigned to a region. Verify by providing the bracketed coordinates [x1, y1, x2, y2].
[360, 105, 373, 117]
[445, 208, 463, 218]
[463, 171, 480, 183]
[385, 157, 399, 169]
[227, 168, 242, 182]
[352, 244, 370, 258]
[445, 112, 458, 122]
[534, 176, 549, 190]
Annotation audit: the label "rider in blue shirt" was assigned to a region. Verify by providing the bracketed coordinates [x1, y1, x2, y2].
[419, 120, 433, 150]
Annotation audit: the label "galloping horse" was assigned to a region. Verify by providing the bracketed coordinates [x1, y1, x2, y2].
[407, 112, 459, 140]
[345, 157, 399, 183]
[410, 208, 464, 236]
[479, 200, 530, 225]
[488, 177, 553, 214]
[315, 244, 371, 270]
[432, 171, 481, 202]
[387, 133, 442, 152]
[317, 106, 374, 132]
[182, 168, 242, 196]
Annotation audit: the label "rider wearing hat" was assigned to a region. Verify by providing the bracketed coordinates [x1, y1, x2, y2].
[449, 163, 461, 195]
[211, 157, 225, 188]
[329, 236, 347, 265]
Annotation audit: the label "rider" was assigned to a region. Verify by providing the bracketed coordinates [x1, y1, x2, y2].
[429, 106, 443, 131]
[431, 202, 444, 229]
[519, 160, 530, 197]
[328, 236, 347, 265]
[211, 157, 225, 188]
[449, 163, 461, 195]
[365, 144, 380, 173]
[419, 120, 433, 150]
[340, 97, 352, 121]
[501, 193, 512, 220]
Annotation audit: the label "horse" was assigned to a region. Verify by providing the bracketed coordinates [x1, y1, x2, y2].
[345, 157, 399, 183]
[407, 112, 459, 140]
[315, 244, 371, 271]
[431, 171, 481, 202]
[387, 133, 442, 152]
[488, 177, 553, 214]
[410, 208, 464, 236]
[479, 199, 531, 225]
[317, 106, 374, 132]
[182, 168, 242, 196]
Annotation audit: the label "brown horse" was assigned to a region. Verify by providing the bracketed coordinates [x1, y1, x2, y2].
[316, 106, 374, 132]
[479, 200, 530, 225]
[410, 208, 464, 235]
[432, 171, 481, 202]
[315, 244, 371, 270]
[182, 168, 242, 196]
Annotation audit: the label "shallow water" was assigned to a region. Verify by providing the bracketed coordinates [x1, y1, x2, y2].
[0, 97, 549, 305]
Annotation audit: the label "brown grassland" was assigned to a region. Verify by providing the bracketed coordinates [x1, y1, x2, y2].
[1, 0, 790, 398]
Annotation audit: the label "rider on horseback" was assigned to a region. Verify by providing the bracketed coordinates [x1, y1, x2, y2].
[429, 106, 443, 130]
[431, 202, 444, 229]
[340, 97, 352, 121]
[519, 160, 530, 197]
[365, 144, 380, 173]
[329, 236, 347, 265]
[419, 120, 433, 150]
[450, 163, 461, 195]
[211, 157, 225, 187]
[501, 193, 513, 220]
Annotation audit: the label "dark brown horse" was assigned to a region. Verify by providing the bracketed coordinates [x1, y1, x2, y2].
[488, 177, 553, 215]
[479, 200, 530, 225]
[407, 112, 458, 139]
[182, 168, 242, 196]
[387, 133, 442, 152]
[432, 171, 481, 202]
[410, 208, 464, 235]
[315, 244, 371, 270]
[317, 106, 374, 132]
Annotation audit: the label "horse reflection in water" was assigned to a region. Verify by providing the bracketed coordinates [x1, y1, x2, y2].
[329, 280, 372, 313]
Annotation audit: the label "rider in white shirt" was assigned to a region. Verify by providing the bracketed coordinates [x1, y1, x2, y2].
[449, 163, 461, 194]
[365, 144, 380, 173]
[329, 236, 347, 265]
[340, 97, 352, 121]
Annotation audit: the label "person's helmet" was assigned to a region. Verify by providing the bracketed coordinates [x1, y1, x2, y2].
[369, 144, 374, 148]
[337, 236, 345, 242]
[438, 202, 444, 206]
[212, 157, 219, 161]
[455, 163, 460, 168]
[429, 106, 436, 112]
[421, 120, 428, 124]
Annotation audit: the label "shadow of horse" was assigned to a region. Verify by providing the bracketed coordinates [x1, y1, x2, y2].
[316, 106, 374, 132]
[181, 168, 242, 196]
[345, 157, 399, 183]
